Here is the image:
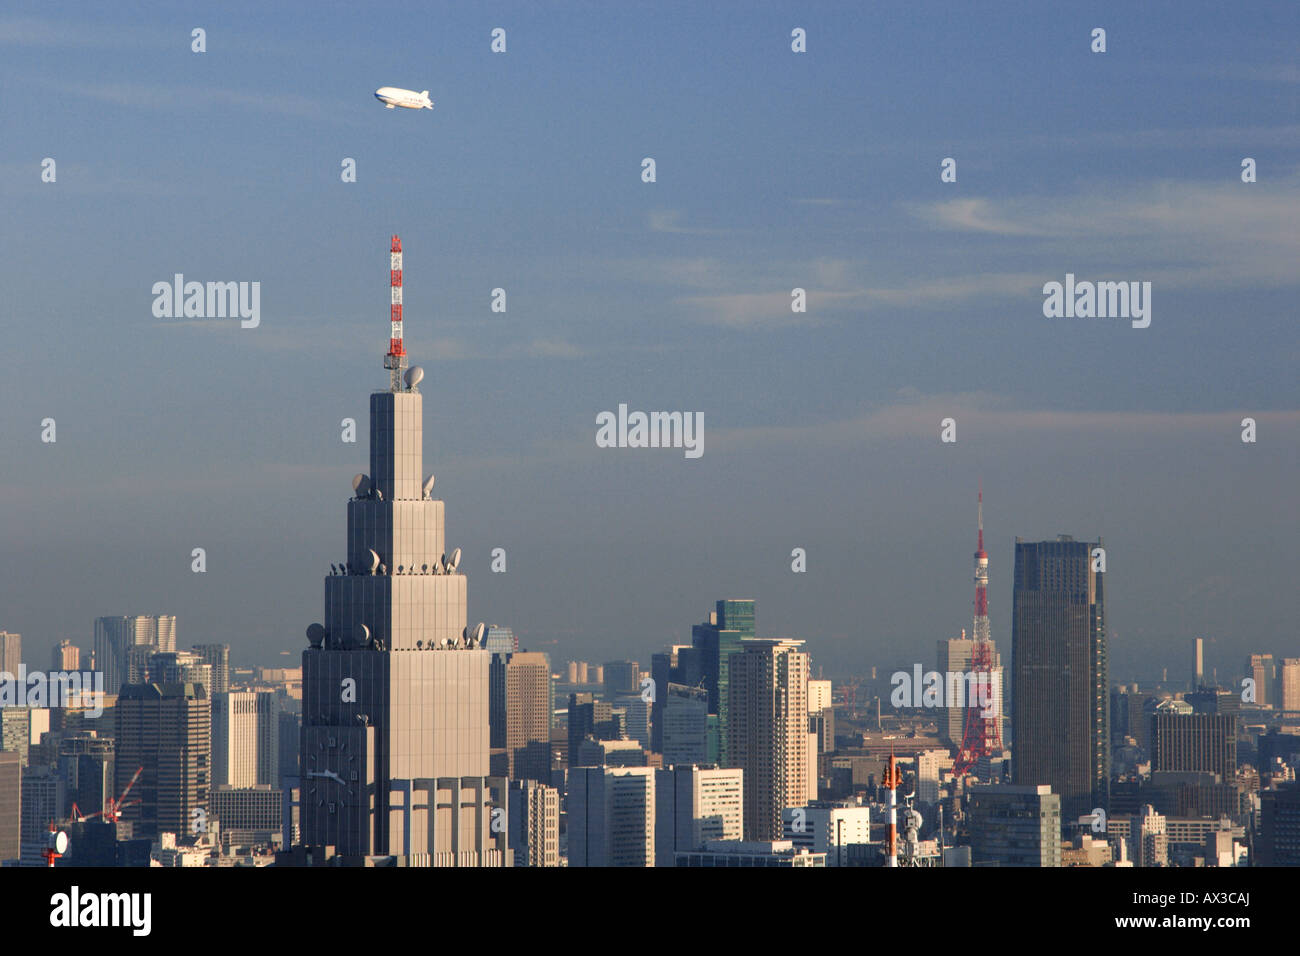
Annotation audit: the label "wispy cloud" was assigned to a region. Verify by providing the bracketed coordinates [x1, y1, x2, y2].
[647, 210, 727, 236]
[709, 391, 1300, 452]
[910, 179, 1300, 285]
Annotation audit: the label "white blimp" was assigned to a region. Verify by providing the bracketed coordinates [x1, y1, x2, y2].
[374, 86, 433, 110]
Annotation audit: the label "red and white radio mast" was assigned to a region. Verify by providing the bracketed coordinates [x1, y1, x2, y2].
[954, 482, 1004, 775]
[385, 235, 408, 391]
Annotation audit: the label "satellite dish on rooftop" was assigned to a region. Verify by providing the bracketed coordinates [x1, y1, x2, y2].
[355, 624, 370, 648]
[306, 624, 326, 648]
[368, 549, 380, 573]
[353, 474, 371, 497]
[405, 366, 424, 389]
[473, 622, 487, 644]
[448, 547, 462, 572]
[422, 474, 435, 498]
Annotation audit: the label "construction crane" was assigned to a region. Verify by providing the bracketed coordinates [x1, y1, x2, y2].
[70, 766, 143, 824]
[840, 677, 862, 720]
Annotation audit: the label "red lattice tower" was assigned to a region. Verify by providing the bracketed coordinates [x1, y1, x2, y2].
[954, 483, 1004, 775]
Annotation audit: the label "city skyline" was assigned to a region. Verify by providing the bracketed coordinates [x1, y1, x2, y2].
[0, 2, 1297, 898]
[1, 3, 1295, 682]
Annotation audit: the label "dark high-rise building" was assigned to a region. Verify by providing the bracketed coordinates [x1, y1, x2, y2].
[568, 692, 613, 766]
[603, 660, 641, 699]
[114, 682, 210, 839]
[1258, 784, 1300, 866]
[1186, 686, 1240, 717]
[486, 627, 519, 755]
[277, 709, 300, 785]
[1011, 536, 1108, 824]
[651, 646, 687, 753]
[691, 599, 755, 767]
[1150, 710, 1236, 780]
[57, 732, 115, 820]
[662, 683, 711, 766]
[969, 784, 1062, 867]
[20, 766, 67, 865]
[1258, 731, 1300, 773]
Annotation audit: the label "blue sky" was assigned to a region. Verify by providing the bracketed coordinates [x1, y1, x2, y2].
[1, 1, 1296, 683]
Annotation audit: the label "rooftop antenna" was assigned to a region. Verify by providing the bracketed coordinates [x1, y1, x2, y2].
[385, 235, 409, 392]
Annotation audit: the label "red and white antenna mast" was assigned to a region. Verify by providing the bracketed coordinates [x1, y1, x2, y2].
[384, 235, 408, 391]
[954, 481, 1004, 775]
[973, 480, 989, 644]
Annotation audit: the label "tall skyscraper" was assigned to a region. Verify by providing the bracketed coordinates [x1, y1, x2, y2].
[615, 694, 651, 749]
[212, 691, 260, 788]
[192, 644, 230, 695]
[1149, 709, 1236, 780]
[662, 683, 711, 766]
[655, 765, 743, 865]
[20, 766, 67, 865]
[57, 733, 114, 821]
[51, 640, 80, 672]
[507, 778, 559, 867]
[567, 692, 613, 766]
[0, 752, 19, 863]
[114, 682, 210, 839]
[1193, 638, 1205, 687]
[1011, 536, 1108, 823]
[1280, 658, 1300, 712]
[1247, 654, 1277, 708]
[568, 766, 655, 867]
[0, 632, 21, 676]
[650, 645, 692, 752]
[502, 651, 553, 781]
[691, 599, 755, 766]
[298, 238, 493, 862]
[728, 638, 810, 841]
[94, 616, 176, 693]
